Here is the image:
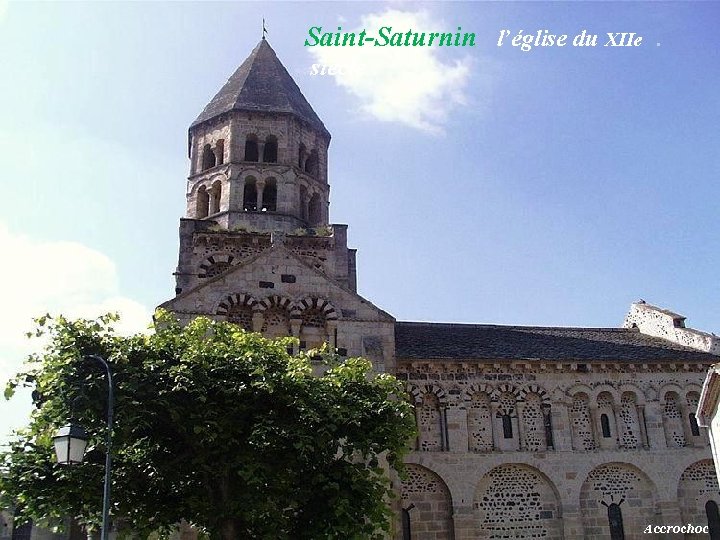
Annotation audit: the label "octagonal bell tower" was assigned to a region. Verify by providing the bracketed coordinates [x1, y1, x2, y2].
[173, 39, 358, 297]
[186, 38, 331, 231]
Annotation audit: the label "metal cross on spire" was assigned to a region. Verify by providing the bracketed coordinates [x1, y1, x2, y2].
[262, 18, 268, 40]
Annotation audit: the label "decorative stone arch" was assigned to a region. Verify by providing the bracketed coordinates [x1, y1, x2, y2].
[463, 383, 496, 403]
[474, 463, 563, 539]
[618, 384, 647, 405]
[591, 384, 621, 404]
[198, 254, 236, 279]
[518, 383, 551, 405]
[678, 460, 720, 533]
[406, 383, 449, 406]
[566, 383, 593, 399]
[658, 383, 685, 403]
[496, 383, 519, 398]
[296, 296, 339, 324]
[406, 383, 424, 405]
[257, 295, 296, 338]
[684, 383, 703, 398]
[295, 297, 338, 350]
[421, 383, 448, 405]
[400, 464, 454, 540]
[580, 462, 659, 538]
[215, 293, 258, 331]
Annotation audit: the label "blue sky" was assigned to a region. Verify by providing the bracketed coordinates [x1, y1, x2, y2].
[1, 1, 719, 441]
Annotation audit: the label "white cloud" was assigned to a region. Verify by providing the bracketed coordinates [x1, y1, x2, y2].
[309, 9, 473, 134]
[0, 223, 151, 442]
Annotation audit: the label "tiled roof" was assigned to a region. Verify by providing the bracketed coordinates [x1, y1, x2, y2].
[395, 322, 718, 362]
[192, 39, 328, 136]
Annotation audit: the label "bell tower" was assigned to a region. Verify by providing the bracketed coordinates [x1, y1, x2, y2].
[185, 38, 331, 232]
[173, 39, 358, 297]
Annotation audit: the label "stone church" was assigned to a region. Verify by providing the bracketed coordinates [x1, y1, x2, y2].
[155, 38, 720, 540]
[4, 37, 719, 540]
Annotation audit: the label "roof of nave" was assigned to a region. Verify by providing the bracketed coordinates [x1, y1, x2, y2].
[395, 322, 719, 362]
[192, 39, 329, 137]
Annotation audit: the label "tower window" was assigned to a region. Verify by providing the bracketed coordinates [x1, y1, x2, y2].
[305, 149, 318, 176]
[209, 180, 222, 215]
[308, 193, 321, 225]
[262, 178, 277, 212]
[601, 413, 611, 438]
[196, 185, 209, 218]
[244, 135, 259, 162]
[299, 185, 308, 221]
[215, 139, 225, 165]
[298, 143, 307, 169]
[502, 414, 513, 439]
[263, 135, 278, 163]
[201, 144, 216, 170]
[243, 177, 257, 211]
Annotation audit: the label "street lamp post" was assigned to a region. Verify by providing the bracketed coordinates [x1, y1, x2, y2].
[53, 354, 114, 540]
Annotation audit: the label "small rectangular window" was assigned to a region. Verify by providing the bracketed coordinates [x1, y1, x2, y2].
[281, 274, 296, 283]
[259, 281, 274, 288]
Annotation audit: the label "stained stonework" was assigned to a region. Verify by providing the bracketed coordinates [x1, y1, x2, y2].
[401, 465, 454, 540]
[475, 464, 562, 540]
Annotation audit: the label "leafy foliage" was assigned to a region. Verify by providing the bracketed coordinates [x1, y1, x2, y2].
[1, 311, 416, 539]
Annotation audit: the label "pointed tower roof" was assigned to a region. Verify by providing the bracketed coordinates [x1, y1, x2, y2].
[191, 39, 329, 137]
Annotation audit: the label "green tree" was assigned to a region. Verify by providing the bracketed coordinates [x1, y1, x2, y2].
[1, 311, 416, 539]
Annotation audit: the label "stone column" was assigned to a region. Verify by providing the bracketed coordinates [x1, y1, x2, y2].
[589, 405, 601, 448]
[612, 404, 622, 448]
[256, 179, 266, 211]
[541, 405, 554, 450]
[490, 402, 500, 451]
[637, 404, 649, 449]
[678, 402, 695, 445]
[258, 142, 265, 162]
